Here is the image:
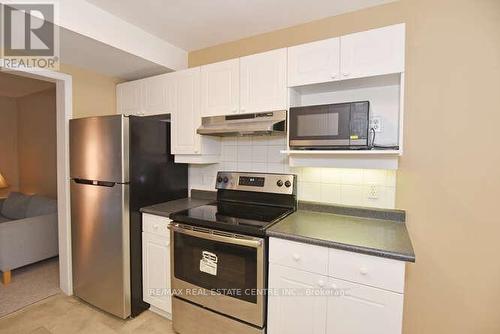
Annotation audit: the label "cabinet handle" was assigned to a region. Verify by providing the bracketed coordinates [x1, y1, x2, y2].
[359, 267, 368, 275]
[232, 108, 237, 113]
[318, 280, 325, 288]
[292, 253, 300, 262]
[331, 283, 337, 289]
[342, 72, 350, 77]
[331, 73, 337, 79]
[153, 224, 159, 230]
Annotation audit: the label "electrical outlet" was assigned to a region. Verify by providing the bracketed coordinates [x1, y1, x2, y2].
[367, 185, 380, 199]
[369, 117, 382, 133]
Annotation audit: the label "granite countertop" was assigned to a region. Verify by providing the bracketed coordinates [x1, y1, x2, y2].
[140, 189, 216, 218]
[267, 203, 415, 262]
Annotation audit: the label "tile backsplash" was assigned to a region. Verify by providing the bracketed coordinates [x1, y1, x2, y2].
[188, 136, 396, 209]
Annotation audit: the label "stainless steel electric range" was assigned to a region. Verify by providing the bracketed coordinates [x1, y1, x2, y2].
[168, 171, 297, 334]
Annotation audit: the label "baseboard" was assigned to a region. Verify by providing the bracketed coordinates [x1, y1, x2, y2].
[149, 305, 172, 320]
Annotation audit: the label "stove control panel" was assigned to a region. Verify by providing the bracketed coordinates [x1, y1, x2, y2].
[215, 171, 296, 195]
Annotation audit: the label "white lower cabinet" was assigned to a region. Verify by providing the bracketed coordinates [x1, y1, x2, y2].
[268, 264, 327, 334]
[268, 237, 406, 334]
[142, 215, 172, 316]
[326, 277, 403, 334]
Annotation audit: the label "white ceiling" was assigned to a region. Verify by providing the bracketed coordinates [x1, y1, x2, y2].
[0, 72, 55, 98]
[60, 28, 170, 80]
[86, 0, 397, 51]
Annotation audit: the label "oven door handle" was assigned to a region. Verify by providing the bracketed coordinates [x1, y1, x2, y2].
[168, 223, 263, 249]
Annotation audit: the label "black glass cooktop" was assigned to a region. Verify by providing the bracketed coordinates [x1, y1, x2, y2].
[169, 201, 294, 236]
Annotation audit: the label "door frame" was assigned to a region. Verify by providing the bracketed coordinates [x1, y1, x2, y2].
[2, 66, 73, 295]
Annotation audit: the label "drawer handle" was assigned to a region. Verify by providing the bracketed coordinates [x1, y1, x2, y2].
[331, 73, 337, 79]
[292, 254, 300, 262]
[318, 279, 325, 288]
[359, 267, 368, 275]
[153, 224, 160, 230]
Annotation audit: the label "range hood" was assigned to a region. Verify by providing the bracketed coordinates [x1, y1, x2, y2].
[197, 110, 286, 137]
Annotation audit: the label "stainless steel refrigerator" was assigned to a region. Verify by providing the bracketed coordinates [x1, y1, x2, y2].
[69, 114, 188, 319]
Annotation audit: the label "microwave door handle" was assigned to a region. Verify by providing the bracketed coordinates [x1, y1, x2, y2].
[168, 223, 263, 249]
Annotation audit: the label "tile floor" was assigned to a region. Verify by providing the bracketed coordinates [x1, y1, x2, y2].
[0, 294, 175, 334]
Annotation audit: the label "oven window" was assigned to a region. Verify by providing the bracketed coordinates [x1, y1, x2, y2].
[174, 232, 258, 303]
[297, 113, 339, 136]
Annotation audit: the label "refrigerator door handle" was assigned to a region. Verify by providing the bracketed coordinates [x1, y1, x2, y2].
[73, 178, 116, 187]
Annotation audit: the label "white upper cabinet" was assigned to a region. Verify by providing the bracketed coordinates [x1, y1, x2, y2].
[117, 74, 175, 116]
[117, 80, 143, 115]
[326, 277, 404, 334]
[201, 59, 239, 117]
[143, 74, 177, 115]
[240, 48, 287, 113]
[171, 67, 201, 155]
[288, 37, 340, 87]
[286, 24, 405, 87]
[340, 24, 406, 80]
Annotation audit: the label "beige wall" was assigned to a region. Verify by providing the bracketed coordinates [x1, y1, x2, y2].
[59, 64, 121, 118]
[0, 96, 19, 191]
[16, 88, 57, 198]
[189, 1, 500, 333]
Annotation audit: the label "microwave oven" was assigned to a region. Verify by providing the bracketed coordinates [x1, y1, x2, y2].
[289, 101, 370, 150]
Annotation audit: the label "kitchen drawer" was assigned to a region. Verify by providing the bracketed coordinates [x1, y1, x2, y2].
[269, 238, 329, 275]
[328, 248, 405, 293]
[143, 213, 171, 237]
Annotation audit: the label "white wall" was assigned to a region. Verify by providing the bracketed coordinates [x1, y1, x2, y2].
[188, 135, 396, 209]
[58, 0, 187, 70]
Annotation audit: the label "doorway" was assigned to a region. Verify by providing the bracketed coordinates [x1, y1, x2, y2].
[0, 67, 73, 304]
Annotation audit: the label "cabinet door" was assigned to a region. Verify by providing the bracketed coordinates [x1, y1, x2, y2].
[201, 59, 239, 116]
[340, 24, 405, 80]
[268, 264, 327, 334]
[288, 37, 340, 87]
[142, 232, 171, 313]
[143, 75, 168, 115]
[117, 80, 143, 115]
[326, 277, 404, 334]
[171, 67, 201, 155]
[240, 48, 287, 113]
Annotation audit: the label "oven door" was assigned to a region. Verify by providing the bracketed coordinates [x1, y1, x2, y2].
[289, 103, 351, 148]
[169, 223, 266, 327]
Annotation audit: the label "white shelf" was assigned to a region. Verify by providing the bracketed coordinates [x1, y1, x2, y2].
[281, 150, 401, 156]
[283, 150, 401, 170]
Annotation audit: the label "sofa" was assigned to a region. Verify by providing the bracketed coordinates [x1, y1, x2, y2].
[0, 192, 58, 285]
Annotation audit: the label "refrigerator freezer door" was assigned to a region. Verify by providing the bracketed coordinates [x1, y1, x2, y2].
[70, 115, 129, 183]
[71, 180, 131, 318]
